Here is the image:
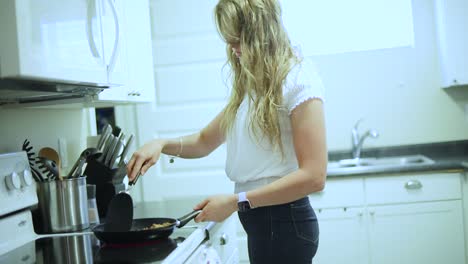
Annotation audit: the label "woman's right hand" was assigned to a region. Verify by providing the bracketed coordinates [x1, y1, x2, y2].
[126, 139, 165, 181]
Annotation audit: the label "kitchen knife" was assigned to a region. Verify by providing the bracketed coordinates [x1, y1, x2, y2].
[104, 136, 119, 167]
[99, 134, 115, 163]
[109, 134, 125, 168]
[118, 134, 134, 167]
[96, 124, 113, 151]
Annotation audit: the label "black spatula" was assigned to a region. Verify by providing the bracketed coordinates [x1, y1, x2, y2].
[104, 171, 141, 232]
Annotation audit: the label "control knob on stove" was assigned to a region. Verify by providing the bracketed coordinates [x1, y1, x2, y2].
[5, 172, 22, 190]
[21, 169, 34, 187]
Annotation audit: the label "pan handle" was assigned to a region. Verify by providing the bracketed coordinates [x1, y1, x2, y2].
[176, 210, 202, 228]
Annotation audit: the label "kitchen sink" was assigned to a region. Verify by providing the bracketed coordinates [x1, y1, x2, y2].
[327, 154, 435, 173]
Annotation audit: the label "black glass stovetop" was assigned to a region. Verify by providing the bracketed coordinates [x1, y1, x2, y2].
[1, 230, 193, 264]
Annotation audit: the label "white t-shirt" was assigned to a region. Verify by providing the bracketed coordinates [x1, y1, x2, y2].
[225, 58, 325, 193]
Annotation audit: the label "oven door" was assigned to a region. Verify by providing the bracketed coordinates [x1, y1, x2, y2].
[0, 239, 36, 264]
[185, 242, 222, 264]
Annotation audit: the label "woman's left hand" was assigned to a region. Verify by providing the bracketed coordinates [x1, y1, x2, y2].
[194, 194, 238, 222]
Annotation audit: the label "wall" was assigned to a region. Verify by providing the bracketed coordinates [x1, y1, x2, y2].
[127, 0, 468, 201]
[313, 0, 468, 149]
[0, 107, 94, 174]
[0, 0, 466, 201]
[292, 0, 468, 150]
[145, 0, 468, 153]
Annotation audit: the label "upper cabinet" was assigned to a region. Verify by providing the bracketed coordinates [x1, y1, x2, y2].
[434, 0, 468, 88]
[0, 0, 155, 105]
[96, 0, 156, 103]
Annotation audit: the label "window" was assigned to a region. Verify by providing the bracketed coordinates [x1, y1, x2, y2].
[281, 0, 415, 55]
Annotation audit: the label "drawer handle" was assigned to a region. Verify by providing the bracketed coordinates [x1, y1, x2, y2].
[405, 180, 423, 190]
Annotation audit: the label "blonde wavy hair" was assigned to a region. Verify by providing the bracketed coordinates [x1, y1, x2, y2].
[215, 0, 300, 154]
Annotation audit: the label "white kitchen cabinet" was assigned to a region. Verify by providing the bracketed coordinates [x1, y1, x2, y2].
[185, 215, 238, 264]
[96, 0, 155, 103]
[211, 215, 238, 264]
[368, 201, 465, 264]
[365, 173, 465, 264]
[0, 0, 155, 105]
[312, 177, 368, 264]
[312, 172, 466, 264]
[120, 0, 156, 103]
[434, 0, 468, 88]
[236, 177, 368, 264]
[314, 207, 369, 264]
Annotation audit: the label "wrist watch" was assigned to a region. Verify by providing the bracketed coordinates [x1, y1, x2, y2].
[237, 192, 253, 212]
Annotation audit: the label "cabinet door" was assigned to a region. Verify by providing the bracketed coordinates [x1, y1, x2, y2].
[434, 0, 468, 87]
[119, 0, 155, 103]
[96, 0, 128, 101]
[314, 207, 369, 264]
[368, 200, 465, 264]
[211, 215, 238, 264]
[2, 0, 107, 84]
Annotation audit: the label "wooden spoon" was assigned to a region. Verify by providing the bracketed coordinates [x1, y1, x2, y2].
[38, 147, 62, 180]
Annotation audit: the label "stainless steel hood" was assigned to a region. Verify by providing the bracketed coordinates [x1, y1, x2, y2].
[0, 78, 109, 106]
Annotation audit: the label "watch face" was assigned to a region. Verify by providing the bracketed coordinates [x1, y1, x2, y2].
[238, 201, 251, 212]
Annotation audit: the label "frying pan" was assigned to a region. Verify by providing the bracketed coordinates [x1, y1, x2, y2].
[92, 210, 201, 244]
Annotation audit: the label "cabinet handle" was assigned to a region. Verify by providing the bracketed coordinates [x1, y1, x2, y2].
[404, 180, 423, 190]
[107, 0, 120, 72]
[219, 233, 229, 246]
[86, 0, 101, 59]
[128, 91, 141, 96]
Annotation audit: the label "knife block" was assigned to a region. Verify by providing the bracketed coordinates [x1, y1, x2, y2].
[84, 159, 127, 218]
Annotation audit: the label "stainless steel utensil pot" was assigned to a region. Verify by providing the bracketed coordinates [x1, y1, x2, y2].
[37, 177, 90, 233]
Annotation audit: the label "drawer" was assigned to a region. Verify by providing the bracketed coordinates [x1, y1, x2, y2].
[211, 215, 238, 264]
[309, 177, 365, 209]
[365, 173, 462, 205]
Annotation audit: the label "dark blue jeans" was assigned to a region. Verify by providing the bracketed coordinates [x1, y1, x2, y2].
[238, 197, 319, 264]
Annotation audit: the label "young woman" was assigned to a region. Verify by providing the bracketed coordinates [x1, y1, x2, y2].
[127, 0, 327, 262]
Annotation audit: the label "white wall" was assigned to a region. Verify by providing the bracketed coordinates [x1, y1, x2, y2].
[0, 108, 94, 174]
[313, 0, 468, 150]
[146, 0, 468, 153]
[0, 0, 468, 200]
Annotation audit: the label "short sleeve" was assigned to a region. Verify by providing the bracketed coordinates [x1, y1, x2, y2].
[283, 59, 325, 115]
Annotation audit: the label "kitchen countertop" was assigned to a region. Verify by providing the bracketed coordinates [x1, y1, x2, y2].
[327, 140, 468, 177]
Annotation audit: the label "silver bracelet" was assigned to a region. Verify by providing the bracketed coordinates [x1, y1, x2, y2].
[169, 137, 183, 163]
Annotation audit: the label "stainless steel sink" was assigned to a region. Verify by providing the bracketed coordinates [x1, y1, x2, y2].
[327, 155, 435, 174]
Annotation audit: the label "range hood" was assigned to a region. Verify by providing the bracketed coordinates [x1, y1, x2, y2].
[0, 78, 109, 107]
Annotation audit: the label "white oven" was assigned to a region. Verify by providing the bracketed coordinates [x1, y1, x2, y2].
[0, 152, 38, 261]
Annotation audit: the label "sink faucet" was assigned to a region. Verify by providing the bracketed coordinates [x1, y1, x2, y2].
[351, 119, 379, 159]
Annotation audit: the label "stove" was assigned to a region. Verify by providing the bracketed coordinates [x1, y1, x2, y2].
[1, 226, 203, 263]
[0, 152, 207, 264]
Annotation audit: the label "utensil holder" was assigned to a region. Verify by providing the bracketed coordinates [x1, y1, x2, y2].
[84, 159, 127, 218]
[37, 177, 89, 233]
